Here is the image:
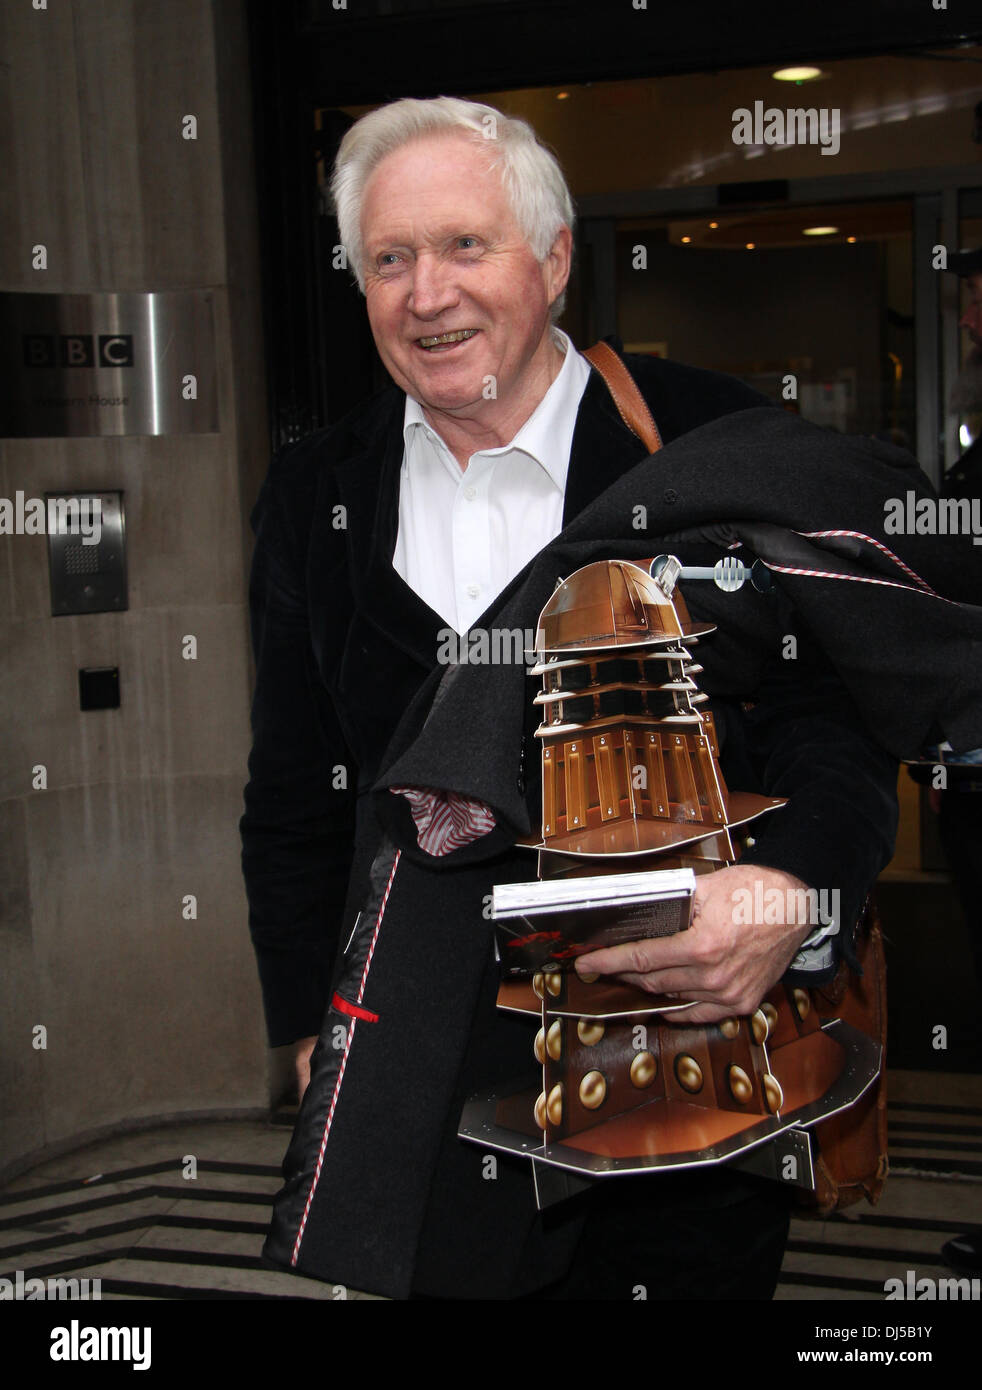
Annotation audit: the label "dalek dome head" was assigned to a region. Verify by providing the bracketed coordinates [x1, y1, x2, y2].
[535, 560, 713, 656]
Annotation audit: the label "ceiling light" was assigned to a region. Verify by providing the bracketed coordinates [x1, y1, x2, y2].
[803, 225, 839, 236]
[746, 242, 755, 250]
[556, 91, 570, 100]
[772, 66, 823, 83]
[709, 221, 719, 229]
[681, 236, 692, 243]
[847, 235, 857, 244]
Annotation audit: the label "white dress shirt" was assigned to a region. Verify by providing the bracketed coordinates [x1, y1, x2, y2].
[392, 328, 591, 633]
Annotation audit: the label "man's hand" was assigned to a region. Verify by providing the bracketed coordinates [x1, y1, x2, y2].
[574, 864, 814, 1024]
[294, 1035, 319, 1104]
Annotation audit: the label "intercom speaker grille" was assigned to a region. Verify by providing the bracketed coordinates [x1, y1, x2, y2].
[64, 544, 100, 575]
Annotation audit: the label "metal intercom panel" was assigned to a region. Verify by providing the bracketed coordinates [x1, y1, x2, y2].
[46, 491, 127, 615]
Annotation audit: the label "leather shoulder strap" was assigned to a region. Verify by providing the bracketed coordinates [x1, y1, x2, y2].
[583, 340, 663, 455]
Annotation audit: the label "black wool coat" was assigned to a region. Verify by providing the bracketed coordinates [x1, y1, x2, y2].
[241, 354, 977, 1298]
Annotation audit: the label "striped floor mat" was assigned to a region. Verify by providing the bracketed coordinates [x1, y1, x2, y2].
[778, 1071, 981, 1299]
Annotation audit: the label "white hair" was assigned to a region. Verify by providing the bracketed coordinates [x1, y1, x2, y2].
[330, 96, 575, 317]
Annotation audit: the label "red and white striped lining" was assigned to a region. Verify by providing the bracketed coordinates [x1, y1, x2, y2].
[290, 848, 401, 1265]
[795, 529, 939, 596]
[391, 785, 497, 856]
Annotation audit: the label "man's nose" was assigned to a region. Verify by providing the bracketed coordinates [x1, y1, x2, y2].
[407, 253, 459, 318]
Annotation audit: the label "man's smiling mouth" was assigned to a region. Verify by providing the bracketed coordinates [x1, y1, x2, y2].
[417, 329, 479, 350]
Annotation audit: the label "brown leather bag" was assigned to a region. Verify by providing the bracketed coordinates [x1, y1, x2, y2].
[797, 903, 889, 1214]
[585, 340, 889, 1214]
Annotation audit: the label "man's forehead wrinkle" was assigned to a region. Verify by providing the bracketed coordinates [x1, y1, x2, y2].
[361, 133, 510, 235]
[362, 176, 511, 256]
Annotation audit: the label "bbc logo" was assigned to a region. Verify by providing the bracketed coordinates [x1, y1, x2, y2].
[23, 334, 134, 368]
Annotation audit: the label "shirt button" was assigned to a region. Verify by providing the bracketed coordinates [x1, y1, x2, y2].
[466, 584, 480, 598]
[464, 485, 477, 501]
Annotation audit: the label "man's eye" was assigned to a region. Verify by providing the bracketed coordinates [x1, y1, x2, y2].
[456, 236, 480, 252]
[377, 253, 402, 271]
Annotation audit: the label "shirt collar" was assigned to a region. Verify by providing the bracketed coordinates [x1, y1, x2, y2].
[401, 328, 590, 491]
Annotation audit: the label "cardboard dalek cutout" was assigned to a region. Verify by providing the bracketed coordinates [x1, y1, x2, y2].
[459, 558, 881, 1207]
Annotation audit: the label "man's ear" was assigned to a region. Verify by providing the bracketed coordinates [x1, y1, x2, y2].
[543, 224, 573, 307]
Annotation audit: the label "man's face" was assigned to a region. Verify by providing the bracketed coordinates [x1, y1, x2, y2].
[959, 272, 982, 354]
[359, 134, 571, 427]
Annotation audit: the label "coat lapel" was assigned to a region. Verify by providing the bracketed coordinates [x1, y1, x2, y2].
[562, 364, 653, 525]
[328, 390, 449, 671]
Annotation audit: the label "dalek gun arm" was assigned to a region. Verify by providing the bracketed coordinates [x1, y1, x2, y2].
[649, 552, 774, 594]
[459, 556, 887, 1208]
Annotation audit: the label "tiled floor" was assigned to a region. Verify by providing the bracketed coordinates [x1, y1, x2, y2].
[778, 1070, 982, 1299]
[1, 1069, 978, 1301]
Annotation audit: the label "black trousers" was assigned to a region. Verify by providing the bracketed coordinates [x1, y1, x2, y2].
[411, 1158, 792, 1301]
[531, 1168, 792, 1301]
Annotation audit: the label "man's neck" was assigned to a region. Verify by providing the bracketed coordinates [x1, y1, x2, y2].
[420, 333, 566, 469]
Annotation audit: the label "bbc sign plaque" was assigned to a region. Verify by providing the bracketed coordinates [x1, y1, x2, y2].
[0, 291, 217, 437]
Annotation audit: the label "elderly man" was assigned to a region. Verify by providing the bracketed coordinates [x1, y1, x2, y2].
[241, 97, 905, 1300]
